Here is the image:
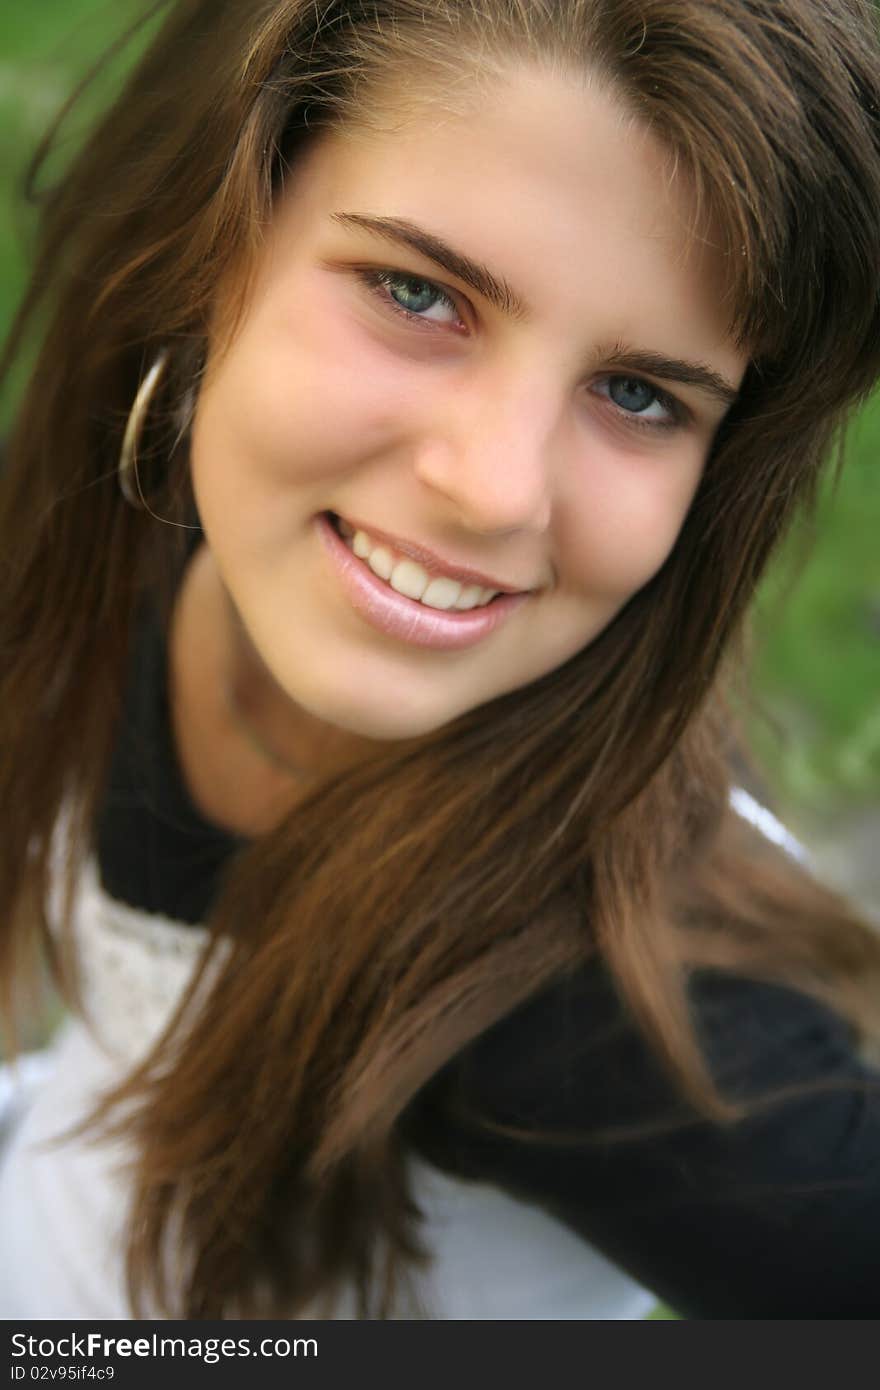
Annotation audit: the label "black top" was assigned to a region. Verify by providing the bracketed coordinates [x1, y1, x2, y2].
[94, 532, 880, 1318]
[97, 535, 249, 926]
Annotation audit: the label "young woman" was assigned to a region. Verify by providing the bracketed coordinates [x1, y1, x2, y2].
[1, 0, 879, 1320]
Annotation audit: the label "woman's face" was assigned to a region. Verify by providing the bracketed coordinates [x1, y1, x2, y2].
[190, 65, 747, 742]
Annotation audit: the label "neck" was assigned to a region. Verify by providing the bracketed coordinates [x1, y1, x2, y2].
[220, 680, 317, 781]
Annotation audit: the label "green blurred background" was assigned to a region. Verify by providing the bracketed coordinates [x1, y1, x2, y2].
[3, 0, 878, 865]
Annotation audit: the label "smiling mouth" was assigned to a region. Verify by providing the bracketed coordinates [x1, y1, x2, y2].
[316, 509, 530, 651]
[325, 511, 508, 610]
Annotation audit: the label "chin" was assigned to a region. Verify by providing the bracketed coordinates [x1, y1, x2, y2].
[304, 685, 471, 744]
[336, 703, 455, 743]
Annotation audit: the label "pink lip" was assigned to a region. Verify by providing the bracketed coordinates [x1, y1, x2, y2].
[333, 511, 527, 594]
[316, 512, 530, 651]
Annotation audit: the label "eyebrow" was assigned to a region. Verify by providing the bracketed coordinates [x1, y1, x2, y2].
[332, 211, 740, 407]
[331, 211, 528, 320]
[599, 345, 740, 408]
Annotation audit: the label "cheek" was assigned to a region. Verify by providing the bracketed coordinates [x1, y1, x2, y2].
[192, 293, 419, 492]
[558, 461, 698, 599]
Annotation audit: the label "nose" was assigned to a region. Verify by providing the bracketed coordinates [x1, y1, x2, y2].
[413, 374, 557, 534]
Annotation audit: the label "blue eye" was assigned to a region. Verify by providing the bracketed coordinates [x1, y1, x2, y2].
[609, 377, 655, 413]
[357, 269, 461, 327]
[593, 374, 682, 430]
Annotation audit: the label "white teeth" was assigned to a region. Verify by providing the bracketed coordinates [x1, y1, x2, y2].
[340, 522, 501, 609]
[454, 584, 485, 610]
[365, 544, 393, 582]
[421, 577, 462, 610]
[389, 559, 428, 601]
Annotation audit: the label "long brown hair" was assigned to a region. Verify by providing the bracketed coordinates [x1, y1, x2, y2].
[3, 0, 880, 1319]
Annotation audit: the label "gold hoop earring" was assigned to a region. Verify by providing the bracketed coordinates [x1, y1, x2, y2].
[118, 351, 169, 510]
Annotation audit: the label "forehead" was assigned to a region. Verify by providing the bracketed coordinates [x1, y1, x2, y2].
[269, 64, 741, 375]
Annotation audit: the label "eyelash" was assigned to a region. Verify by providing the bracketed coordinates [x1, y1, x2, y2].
[356, 267, 463, 329]
[354, 267, 686, 433]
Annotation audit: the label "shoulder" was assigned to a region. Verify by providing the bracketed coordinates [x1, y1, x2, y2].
[447, 961, 861, 1124]
[407, 957, 875, 1186]
[405, 962, 880, 1316]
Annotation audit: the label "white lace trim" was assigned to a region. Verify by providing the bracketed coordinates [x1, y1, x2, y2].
[47, 803, 230, 1067]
